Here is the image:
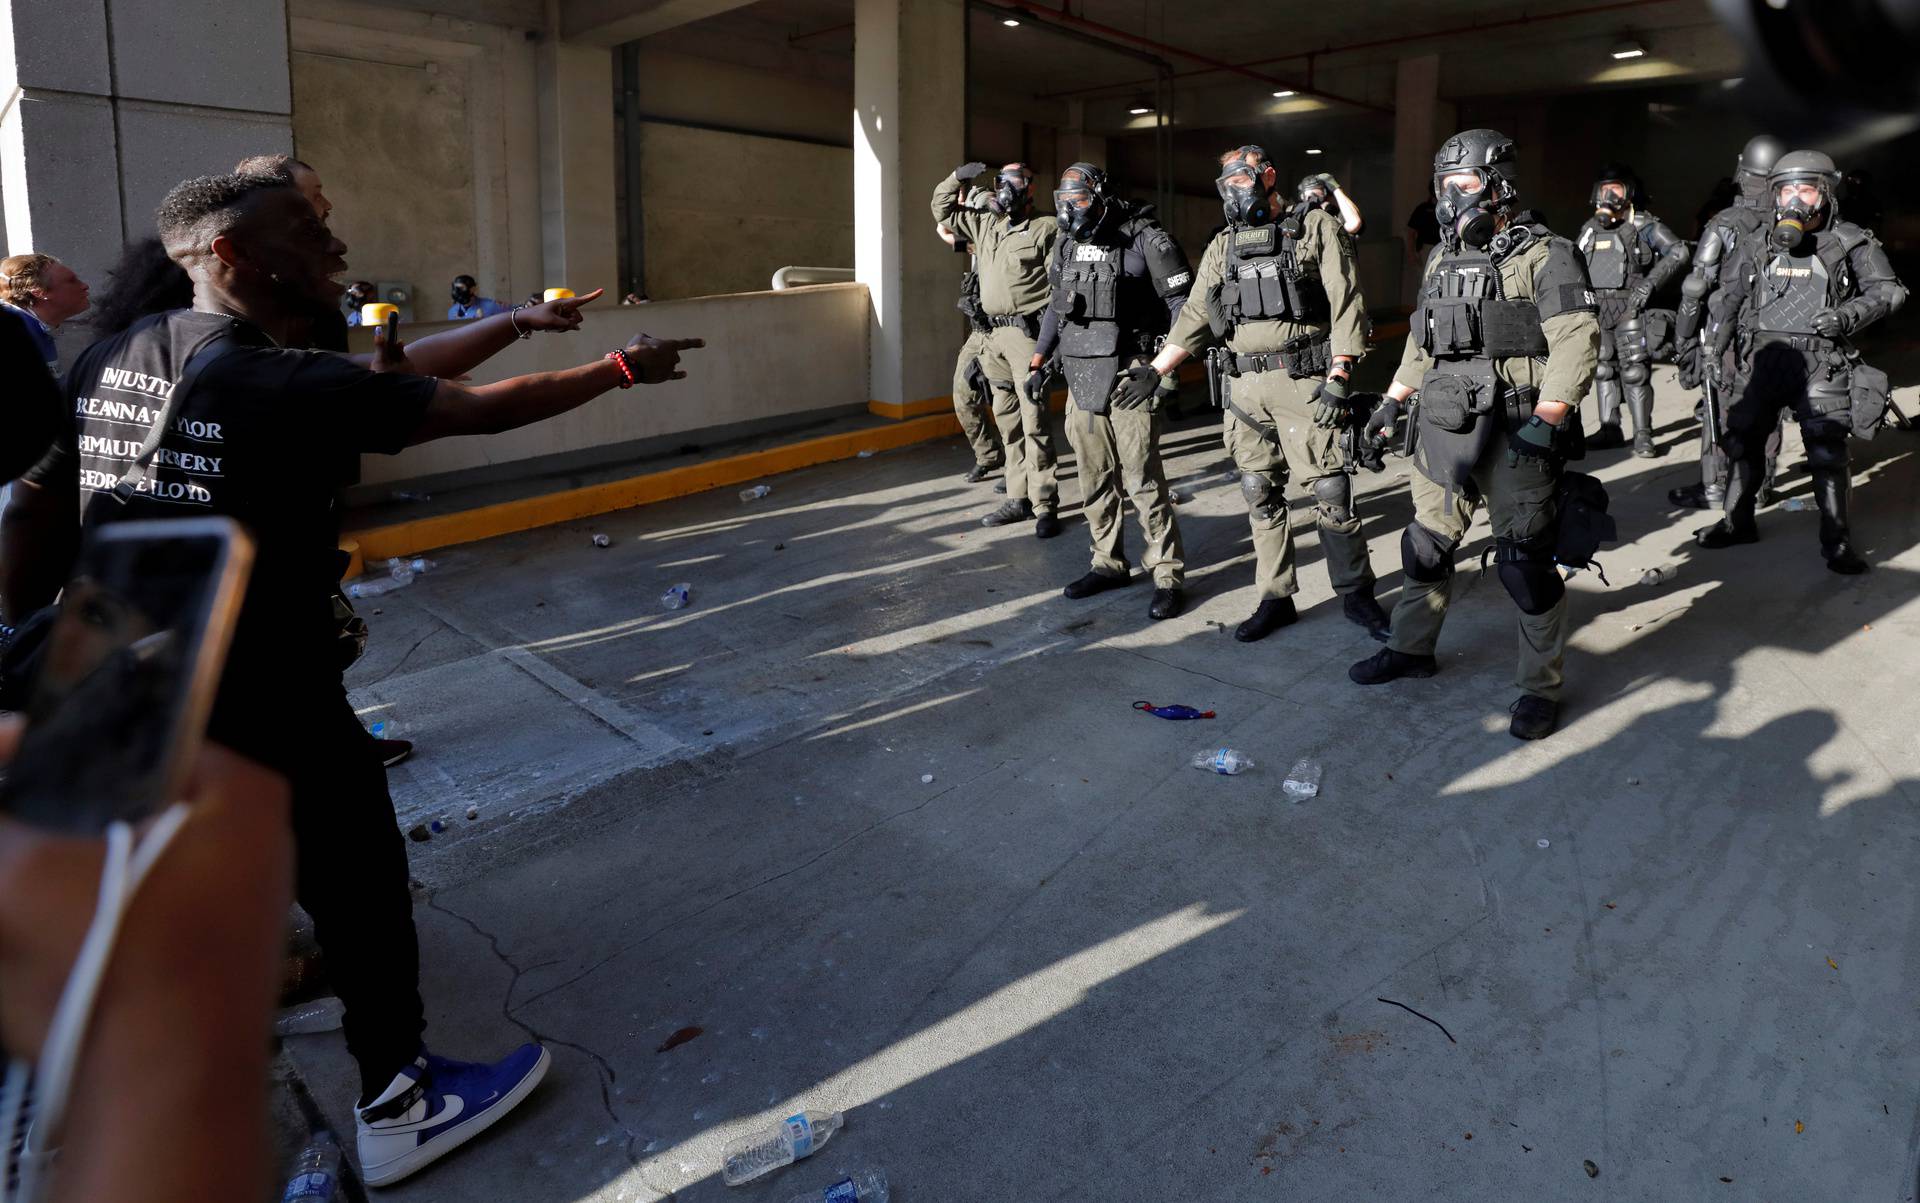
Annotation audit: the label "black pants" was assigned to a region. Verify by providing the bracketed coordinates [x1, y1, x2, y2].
[221, 685, 424, 1101]
[1723, 343, 1852, 518]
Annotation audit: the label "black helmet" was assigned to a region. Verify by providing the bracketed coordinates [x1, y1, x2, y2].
[1433, 129, 1518, 250]
[1591, 163, 1644, 206]
[1736, 134, 1787, 182]
[1054, 162, 1111, 243]
[1768, 149, 1841, 248]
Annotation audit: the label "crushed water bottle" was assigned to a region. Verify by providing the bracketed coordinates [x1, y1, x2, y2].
[661, 583, 692, 610]
[345, 575, 409, 599]
[274, 996, 345, 1036]
[369, 719, 397, 741]
[281, 1130, 341, 1203]
[1281, 758, 1322, 802]
[782, 1169, 889, 1203]
[721, 1110, 843, 1186]
[388, 556, 435, 582]
[1782, 497, 1813, 512]
[1639, 566, 1674, 586]
[740, 484, 773, 503]
[1191, 748, 1252, 775]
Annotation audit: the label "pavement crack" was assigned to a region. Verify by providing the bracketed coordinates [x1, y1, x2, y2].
[424, 892, 649, 1172]
[515, 759, 1011, 1013]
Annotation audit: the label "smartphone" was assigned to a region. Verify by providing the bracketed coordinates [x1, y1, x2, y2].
[0, 518, 253, 833]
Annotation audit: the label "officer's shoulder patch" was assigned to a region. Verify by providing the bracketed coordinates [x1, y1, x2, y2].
[1533, 237, 1598, 317]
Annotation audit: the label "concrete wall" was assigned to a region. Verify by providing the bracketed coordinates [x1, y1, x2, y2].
[350, 281, 870, 487]
[639, 122, 853, 299]
[630, 46, 849, 146]
[292, 52, 478, 309]
[289, 0, 544, 307]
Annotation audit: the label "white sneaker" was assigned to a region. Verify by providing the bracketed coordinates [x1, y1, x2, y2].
[355, 1043, 550, 1187]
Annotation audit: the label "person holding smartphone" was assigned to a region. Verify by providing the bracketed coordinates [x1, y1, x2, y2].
[6, 168, 702, 1186]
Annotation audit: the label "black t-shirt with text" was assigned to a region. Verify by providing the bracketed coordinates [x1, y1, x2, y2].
[32, 310, 436, 766]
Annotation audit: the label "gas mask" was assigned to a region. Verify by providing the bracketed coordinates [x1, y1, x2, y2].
[345, 282, 375, 310]
[1771, 192, 1823, 252]
[1054, 166, 1108, 243]
[1592, 182, 1631, 228]
[1216, 154, 1275, 227]
[451, 276, 476, 305]
[995, 169, 1034, 221]
[1435, 171, 1499, 250]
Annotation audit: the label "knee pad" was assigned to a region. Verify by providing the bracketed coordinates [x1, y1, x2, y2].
[1400, 521, 1458, 583]
[1594, 359, 1617, 382]
[1621, 361, 1651, 386]
[1239, 471, 1282, 521]
[1495, 536, 1565, 615]
[1308, 473, 1354, 525]
[1803, 434, 1850, 472]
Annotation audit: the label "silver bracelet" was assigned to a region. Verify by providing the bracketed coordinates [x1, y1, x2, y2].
[509, 304, 532, 340]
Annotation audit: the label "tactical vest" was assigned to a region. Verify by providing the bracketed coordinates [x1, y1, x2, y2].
[1409, 247, 1550, 362]
[1744, 228, 1861, 337]
[1580, 218, 1645, 291]
[1223, 220, 1328, 327]
[1053, 240, 1123, 359]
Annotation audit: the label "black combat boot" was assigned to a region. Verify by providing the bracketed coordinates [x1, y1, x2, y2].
[1063, 569, 1131, 599]
[1631, 427, 1659, 458]
[1508, 694, 1559, 740]
[1695, 460, 1760, 548]
[1811, 467, 1868, 575]
[1587, 423, 1626, 450]
[993, 479, 1007, 494]
[1629, 391, 1660, 458]
[1341, 586, 1391, 641]
[1348, 646, 1439, 684]
[1667, 470, 1724, 510]
[1234, 597, 1297, 642]
[1148, 586, 1185, 621]
[981, 498, 1033, 527]
[964, 461, 1000, 484]
[1034, 510, 1063, 539]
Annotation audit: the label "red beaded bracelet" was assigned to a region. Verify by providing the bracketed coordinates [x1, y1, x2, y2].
[605, 349, 635, 388]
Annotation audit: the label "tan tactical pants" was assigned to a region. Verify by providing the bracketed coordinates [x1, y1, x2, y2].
[1065, 391, 1183, 588]
[1222, 368, 1373, 601]
[1387, 437, 1569, 700]
[952, 329, 1000, 468]
[976, 323, 1059, 510]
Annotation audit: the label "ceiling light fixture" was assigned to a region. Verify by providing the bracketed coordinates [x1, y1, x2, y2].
[1272, 90, 1296, 98]
[1304, 148, 1323, 156]
[1002, 17, 1020, 26]
[1128, 95, 1154, 115]
[1610, 37, 1646, 60]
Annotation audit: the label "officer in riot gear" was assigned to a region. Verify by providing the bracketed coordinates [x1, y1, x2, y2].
[1027, 163, 1193, 621]
[933, 162, 1063, 537]
[1348, 129, 1601, 741]
[937, 185, 1006, 484]
[1575, 165, 1689, 457]
[1695, 149, 1906, 574]
[1139, 144, 1386, 642]
[1670, 135, 1788, 509]
[1298, 173, 1364, 238]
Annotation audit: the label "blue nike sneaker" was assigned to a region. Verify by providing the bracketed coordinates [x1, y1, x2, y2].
[355, 1043, 550, 1186]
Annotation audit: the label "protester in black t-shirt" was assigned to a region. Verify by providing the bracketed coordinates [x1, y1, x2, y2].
[8, 170, 701, 1187]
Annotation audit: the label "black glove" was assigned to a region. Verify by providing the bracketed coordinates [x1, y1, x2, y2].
[1363, 394, 1401, 444]
[1674, 339, 1702, 390]
[955, 162, 988, 183]
[1111, 365, 1160, 410]
[1626, 279, 1655, 314]
[1507, 414, 1559, 467]
[1309, 375, 1352, 429]
[1811, 308, 1851, 339]
[1024, 364, 1052, 405]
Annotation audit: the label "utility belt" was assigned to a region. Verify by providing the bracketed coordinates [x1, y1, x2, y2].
[1745, 331, 1894, 439]
[1220, 333, 1332, 381]
[988, 311, 1042, 337]
[1748, 330, 1839, 356]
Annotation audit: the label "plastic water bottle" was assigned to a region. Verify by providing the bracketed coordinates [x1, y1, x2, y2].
[274, 996, 345, 1037]
[346, 576, 409, 599]
[1191, 749, 1252, 775]
[721, 1110, 843, 1186]
[281, 1130, 341, 1202]
[388, 556, 415, 584]
[1282, 758, 1322, 801]
[740, 484, 773, 503]
[782, 1169, 889, 1203]
[661, 583, 691, 610]
[369, 719, 397, 741]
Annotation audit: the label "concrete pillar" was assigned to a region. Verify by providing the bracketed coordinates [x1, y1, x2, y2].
[536, 38, 618, 297]
[854, 0, 964, 410]
[1391, 53, 1442, 253]
[0, 0, 293, 352]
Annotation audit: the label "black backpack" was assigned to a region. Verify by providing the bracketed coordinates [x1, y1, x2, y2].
[1555, 470, 1617, 580]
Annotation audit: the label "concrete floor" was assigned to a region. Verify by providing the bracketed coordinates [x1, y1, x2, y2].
[284, 367, 1920, 1202]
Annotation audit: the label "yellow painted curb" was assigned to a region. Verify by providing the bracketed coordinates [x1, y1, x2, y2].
[868, 395, 954, 420]
[346, 412, 963, 561]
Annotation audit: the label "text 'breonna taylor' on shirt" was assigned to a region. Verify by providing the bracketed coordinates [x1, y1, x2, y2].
[72, 362, 224, 506]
